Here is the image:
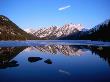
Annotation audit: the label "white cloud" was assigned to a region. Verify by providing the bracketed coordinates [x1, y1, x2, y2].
[58, 5, 71, 11]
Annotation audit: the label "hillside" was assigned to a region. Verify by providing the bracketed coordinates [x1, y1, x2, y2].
[0, 15, 36, 40]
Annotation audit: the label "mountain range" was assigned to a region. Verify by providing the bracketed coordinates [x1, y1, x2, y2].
[25, 23, 85, 39]
[0, 15, 110, 41]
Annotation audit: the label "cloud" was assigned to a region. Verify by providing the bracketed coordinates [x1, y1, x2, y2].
[58, 5, 71, 11]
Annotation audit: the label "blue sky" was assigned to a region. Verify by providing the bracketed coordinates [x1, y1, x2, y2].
[0, 0, 110, 29]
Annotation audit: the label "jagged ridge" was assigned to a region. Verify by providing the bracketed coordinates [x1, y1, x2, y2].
[26, 24, 84, 39]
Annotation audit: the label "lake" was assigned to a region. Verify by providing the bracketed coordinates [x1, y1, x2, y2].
[0, 40, 110, 82]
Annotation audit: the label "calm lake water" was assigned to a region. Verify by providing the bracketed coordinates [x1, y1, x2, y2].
[0, 40, 110, 82]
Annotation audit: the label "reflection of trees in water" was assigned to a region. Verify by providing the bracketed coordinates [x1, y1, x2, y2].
[0, 47, 26, 69]
[0, 60, 19, 69]
[87, 46, 110, 65]
[72, 45, 110, 65]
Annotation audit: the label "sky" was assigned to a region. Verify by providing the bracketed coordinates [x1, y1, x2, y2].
[0, 0, 110, 29]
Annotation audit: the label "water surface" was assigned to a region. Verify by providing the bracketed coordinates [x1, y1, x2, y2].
[0, 40, 110, 82]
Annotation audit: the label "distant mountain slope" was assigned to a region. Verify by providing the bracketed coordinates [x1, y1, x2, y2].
[26, 23, 84, 39]
[79, 19, 110, 41]
[0, 15, 36, 40]
[60, 19, 110, 41]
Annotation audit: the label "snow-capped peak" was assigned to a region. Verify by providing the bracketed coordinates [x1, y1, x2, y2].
[66, 23, 84, 31]
[24, 28, 36, 34]
[25, 23, 84, 39]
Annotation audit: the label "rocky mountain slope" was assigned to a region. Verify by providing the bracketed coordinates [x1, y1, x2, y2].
[0, 15, 36, 40]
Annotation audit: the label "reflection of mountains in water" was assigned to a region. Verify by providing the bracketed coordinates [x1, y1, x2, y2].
[25, 45, 110, 65]
[25, 45, 88, 56]
[0, 47, 26, 69]
[0, 45, 110, 68]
